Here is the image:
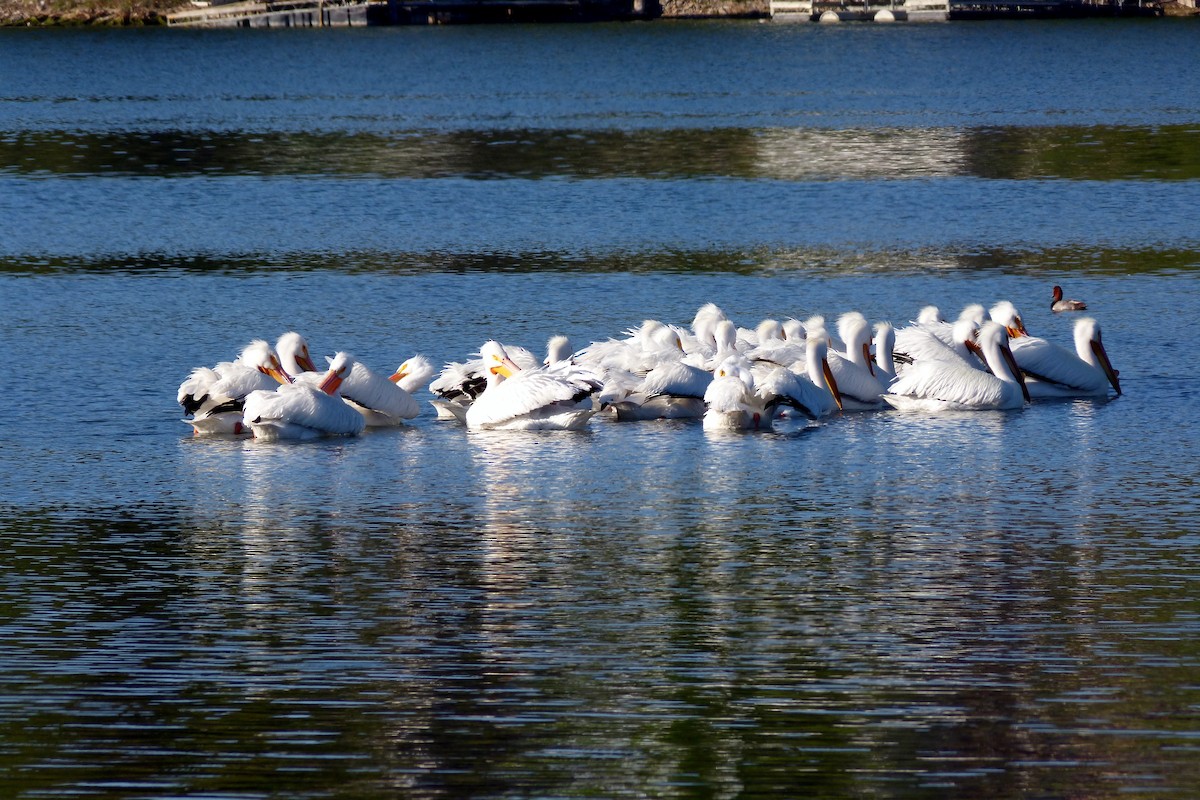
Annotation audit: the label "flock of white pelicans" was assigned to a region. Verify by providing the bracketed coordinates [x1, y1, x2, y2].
[178, 293, 1121, 441]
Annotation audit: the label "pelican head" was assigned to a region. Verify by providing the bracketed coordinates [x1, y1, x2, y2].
[713, 319, 738, 354]
[782, 319, 806, 341]
[318, 352, 355, 395]
[989, 300, 1028, 339]
[837, 311, 873, 373]
[545, 335, 573, 366]
[692, 303, 728, 349]
[1075, 317, 1121, 395]
[714, 354, 754, 389]
[480, 340, 522, 381]
[953, 318, 983, 362]
[756, 318, 783, 344]
[648, 324, 684, 353]
[241, 340, 291, 385]
[389, 354, 435, 388]
[873, 320, 895, 356]
[276, 331, 318, 374]
[959, 304, 988, 326]
[917, 305, 944, 326]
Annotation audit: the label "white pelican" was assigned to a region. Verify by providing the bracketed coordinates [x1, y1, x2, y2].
[736, 318, 783, 351]
[275, 331, 319, 376]
[761, 336, 843, 421]
[544, 335, 574, 367]
[1052, 285, 1087, 312]
[894, 317, 985, 376]
[465, 341, 600, 431]
[873, 321, 897, 386]
[389, 355, 435, 395]
[910, 304, 986, 349]
[691, 303, 729, 353]
[703, 355, 764, 431]
[1011, 316, 1121, 398]
[578, 321, 685, 377]
[179, 340, 291, 435]
[825, 313, 886, 409]
[781, 318, 806, 342]
[429, 343, 539, 422]
[917, 305, 945, 326]
[333, 357, 421, 426]
[605, 359, 711, 421]
[989, 300, 1029, 339]
[242, 352, 366, 441]
[685, 318, 740, 371]
[882, 321, 1030, 412]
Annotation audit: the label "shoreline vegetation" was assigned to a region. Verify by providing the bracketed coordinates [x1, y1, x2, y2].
[0, 0, 1194, 27]
[0, 0, 190, 24]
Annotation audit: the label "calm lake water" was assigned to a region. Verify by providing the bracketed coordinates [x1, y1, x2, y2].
[2, 20, 1200, 799]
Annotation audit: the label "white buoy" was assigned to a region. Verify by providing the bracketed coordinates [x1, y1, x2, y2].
[874, 8, 895, 20]
[819, 9, 840, 21]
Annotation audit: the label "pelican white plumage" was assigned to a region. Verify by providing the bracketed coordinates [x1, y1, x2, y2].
[389, 355, 435, 395]
[825, 313, 886, 409]
[990, 300, 1029, 339]
[544, 335, 575, 367]
[894, 317, 985, 376]
[605, 359, 711, 421]
[332, 357, 421, 426]
[782, 318, 806, 342]
[691, 303, 729, 353]
[1051, 285, 1087, 312]
[882, 322, 1030, 412]
[917, 306, 945, 326]
[429, 344, 539, 422]
[1011, 316, 1121, 398]
[911, 304, 986, 349]
[759, 335, 843, 421]
[465, 341, 600, 431]
[242, 352, 366, 440]
[179, 340, 291, 435]
[275, 331, 319, 376]
[873, 321, 897, 386]
[703, 355, 764, 431]
[578, 321, 682, 377]
[687, 318, 741, 370]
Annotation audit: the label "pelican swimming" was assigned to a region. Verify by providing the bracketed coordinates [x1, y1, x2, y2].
[894, 317, 985, 376]
[989, 300, 1029, 339]
[465, 341, 601, 431]
[178, 339, 291, 435]
[332, 357, 421, 426]
[873, 321, 897, 386]
[1051, 285, 1087, 312]
[825, 313, 887, 409]
[1011, 316, 1121, 398]
[762, 335, 843, 420]
[703, 355, 764, 431]
[691, 302, 730, 354]
[604, 359, 711, 421]
[242, 352, 366, 441]
[275, 331, 319, 376]
[429, 343, 539, 422]
[882, 321, 1030, 412]
[389, 355, 436, 395]
[578, 321, 685, 378]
